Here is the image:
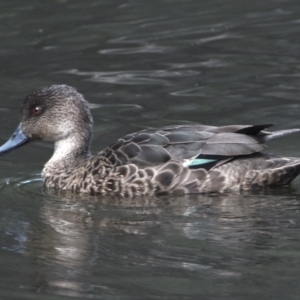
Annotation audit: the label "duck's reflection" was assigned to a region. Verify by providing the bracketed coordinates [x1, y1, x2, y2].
[25, 187, 300, 296]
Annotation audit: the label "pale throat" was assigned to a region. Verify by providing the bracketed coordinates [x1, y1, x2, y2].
[44, 135, 91, 172]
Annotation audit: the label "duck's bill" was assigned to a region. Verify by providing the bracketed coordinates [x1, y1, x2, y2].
[0, 125, 31, 155]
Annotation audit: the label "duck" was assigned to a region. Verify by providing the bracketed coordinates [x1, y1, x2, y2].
[0, 84, 300, 197]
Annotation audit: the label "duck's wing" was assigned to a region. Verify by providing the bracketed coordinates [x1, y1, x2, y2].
[99, 124, 300, 169]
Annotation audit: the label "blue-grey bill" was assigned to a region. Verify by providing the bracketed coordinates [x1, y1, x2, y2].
[0, 125, 30, 155]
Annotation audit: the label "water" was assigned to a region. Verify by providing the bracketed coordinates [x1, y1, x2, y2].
[0, 0, 300, 299]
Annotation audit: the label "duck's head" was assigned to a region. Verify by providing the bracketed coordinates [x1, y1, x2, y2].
[0, 84, 93, 156]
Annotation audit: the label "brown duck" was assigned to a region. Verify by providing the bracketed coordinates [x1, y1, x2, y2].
[0, 85, 300, 196]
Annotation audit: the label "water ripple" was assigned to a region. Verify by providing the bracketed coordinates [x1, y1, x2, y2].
[99, 44, 170, 55]
[62, 69, 199, 86]
[170, 87, 207, 97]
[192, 33, 241, 45]
[89, 103, 143, 111]
[167, 59, 230, 69]
[0, 175, 43, 200]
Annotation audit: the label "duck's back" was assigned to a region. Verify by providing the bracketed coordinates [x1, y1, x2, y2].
[100, 124, 274, 168]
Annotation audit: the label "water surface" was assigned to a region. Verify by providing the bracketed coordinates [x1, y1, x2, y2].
[0, 0, 300, 299]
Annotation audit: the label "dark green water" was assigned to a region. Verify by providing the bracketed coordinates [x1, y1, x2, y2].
[0, 0, 300, 299]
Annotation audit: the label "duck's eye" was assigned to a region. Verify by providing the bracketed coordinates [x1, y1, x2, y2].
[32, 106, 42, 115]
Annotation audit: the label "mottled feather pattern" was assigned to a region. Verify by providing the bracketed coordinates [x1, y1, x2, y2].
[41, 123, 300, 196]
[44, 156, 156, 197]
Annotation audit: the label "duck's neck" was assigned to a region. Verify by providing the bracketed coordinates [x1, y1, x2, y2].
[42, 134, 92, 178]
